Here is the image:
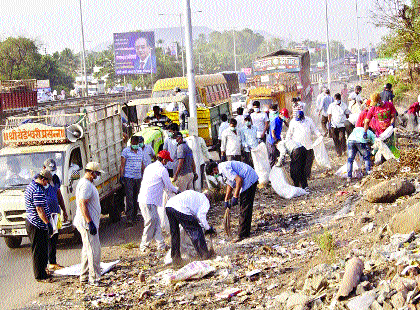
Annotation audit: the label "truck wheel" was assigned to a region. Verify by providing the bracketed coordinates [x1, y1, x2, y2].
[109, 189, 124, 223]
[4, 236, 22, 249]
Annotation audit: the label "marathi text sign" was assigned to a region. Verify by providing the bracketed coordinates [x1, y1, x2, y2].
[253, 56, 301, 74]
[113, 31, 157, 75]
[3, 123, 66, 146]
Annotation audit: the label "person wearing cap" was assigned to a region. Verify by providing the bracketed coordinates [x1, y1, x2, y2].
[173, 132, 198, 191]
[138, 150, 179, 252]
[43, 158, 68, 271]
[279, 108, 290, 127]
[240, 115, 259, 167]
[120, 135, 145, 226]
[74, 162, 103, 286]
[205, 161, 258, 243]
[221, 119, 242, 162]
[267, 104, 283, 167]
[138, 136, 156, 167]
[25, 169, 54, 281]
[165, 190, 216, 267]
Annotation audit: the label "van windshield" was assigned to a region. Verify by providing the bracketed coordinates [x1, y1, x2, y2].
[0, 152, 64, 189]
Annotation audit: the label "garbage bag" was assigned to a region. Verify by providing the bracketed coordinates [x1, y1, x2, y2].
[251, 142, 270, 184]
[312, 137, 332, 169]
[159, 189, 176, 234]
[335, 162, 362, 178]
[373, 139, 396, 164]
[269, 167, 308, 199]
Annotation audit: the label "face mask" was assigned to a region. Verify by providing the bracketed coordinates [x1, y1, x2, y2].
[229, 126, 236, 131]
[263, 107, 269, 112]
[139, 143, 144, 148]
[168, 132, 174, 138]
[131, 144, 139, 150]
[254, 108, 260, 112]
[44, 184, 50, 190]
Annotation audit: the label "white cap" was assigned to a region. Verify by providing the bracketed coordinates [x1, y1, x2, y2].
[85, 162, 104, 173]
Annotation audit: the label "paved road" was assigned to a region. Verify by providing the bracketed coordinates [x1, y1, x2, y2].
[0, 218, 144, 310]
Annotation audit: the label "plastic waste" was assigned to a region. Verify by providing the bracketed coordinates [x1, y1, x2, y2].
[159, 260, 216, 285]
[269, 167, 308, 199]
[251, 142, 270, 184]
[335, 161, 362, 178]
[312, 137, 332, 169]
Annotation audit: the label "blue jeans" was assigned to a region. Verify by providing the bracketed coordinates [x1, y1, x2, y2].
[347, 141, 371, 178]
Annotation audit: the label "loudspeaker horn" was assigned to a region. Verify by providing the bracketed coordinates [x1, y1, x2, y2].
[66, 124, 84, 142]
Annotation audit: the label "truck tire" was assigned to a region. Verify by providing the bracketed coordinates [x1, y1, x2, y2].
[4, 236, 22, 249]
[109, 188, 124, 223]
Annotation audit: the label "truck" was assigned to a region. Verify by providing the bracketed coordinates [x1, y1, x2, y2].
[0, 103, 125, 248]
[0, 79, 38, 115]
[252, 49, 311, 105]
[220, 72, 240, 95]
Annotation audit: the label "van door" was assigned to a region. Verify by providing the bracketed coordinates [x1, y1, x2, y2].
[65, 147, 84, 218]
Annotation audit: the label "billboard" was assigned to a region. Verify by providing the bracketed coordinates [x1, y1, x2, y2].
[113, 31, 157, 75]
[253, 55, 301, 75]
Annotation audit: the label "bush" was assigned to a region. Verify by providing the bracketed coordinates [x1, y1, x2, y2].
[313, 230, 336, 261]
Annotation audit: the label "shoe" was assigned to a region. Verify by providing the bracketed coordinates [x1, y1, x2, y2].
[48, 264, 64, 271]
[89, 281, 105, 287]
[36, 274, 53, 283]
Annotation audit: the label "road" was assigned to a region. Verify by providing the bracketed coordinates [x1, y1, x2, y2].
[0, 218, 144, 310]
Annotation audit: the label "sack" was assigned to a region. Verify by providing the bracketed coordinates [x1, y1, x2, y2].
[269, 167, 308, 199]
[251, 142, 271, 184]
[312, 137, 332, 169]
[335, 162, 362, 178]
[373, 139, 395, 164]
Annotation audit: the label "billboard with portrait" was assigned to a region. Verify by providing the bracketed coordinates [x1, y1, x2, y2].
[113, 31, 157, 75]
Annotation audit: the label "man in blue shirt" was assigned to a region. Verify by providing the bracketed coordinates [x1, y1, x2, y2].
[267, 104, 283, 167]
[206, 161, 259, 242]
[25, 169, 54, 281]
[240, 115, 259, 167]
[43, 158, 68, 270]
[120, 135, 145, 226]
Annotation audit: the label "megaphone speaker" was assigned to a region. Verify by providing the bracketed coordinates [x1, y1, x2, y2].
[66, 124, 84, 142]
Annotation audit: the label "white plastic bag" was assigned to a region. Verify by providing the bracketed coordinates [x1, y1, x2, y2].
[251, 142, 270, 184]
[269, 167, 308, 199]
[378, 125, 394, 141]
[312, 137, 332, 169]
[373, 139, 395, 164]
[335, 162, 362, 178]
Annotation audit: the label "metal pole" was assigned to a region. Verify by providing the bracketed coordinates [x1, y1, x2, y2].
[233, 29, 237, 71]
[124, 75, 127, 102]
[184, 0, 198, 137]
[325, 0, 331, 89]
[179, 13, 185, 77]
[79, 0, 88, 97]
[356, 0, 361, 82]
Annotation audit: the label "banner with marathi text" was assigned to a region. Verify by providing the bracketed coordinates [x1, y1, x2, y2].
[3, 123, 66, 146]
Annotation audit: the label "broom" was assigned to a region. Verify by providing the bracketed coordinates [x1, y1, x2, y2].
[223, 207, 232, 238]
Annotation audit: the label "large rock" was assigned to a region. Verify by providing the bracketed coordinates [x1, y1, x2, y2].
[389, 203, 420, 234]
[364, 178, 415, 203]
[336, 257, 364, 298]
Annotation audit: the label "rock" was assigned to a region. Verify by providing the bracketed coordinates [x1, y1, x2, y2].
[285, 293, 309, 309]
[346, 291, 376, 310]
[364, 178, 415, 203]
[391, 291, 406, 309]
[383, 301, 393, 310]
[336, 257, 364, 298]
[275, 291, 291, 304]
[370, 300, 383, 310]
[355, 281, 371, 295]
[389, 203, 420, 234]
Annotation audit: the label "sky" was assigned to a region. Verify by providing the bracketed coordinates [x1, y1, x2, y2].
[1, 0, 388, 53]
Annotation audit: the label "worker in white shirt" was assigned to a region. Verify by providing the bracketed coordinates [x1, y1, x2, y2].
[165, 190, 216, 267]
[317, 89, 333, 137]
[250, 101, 269, 141]
[217, 114, 229, 159]
[138, 150, 179, 252]
[286, 111, 322, 180]
[348, 85, 363, 111]
[235, 107, 245, 129]
[327, 93, 350, 156]
[221, 118, 242, 162]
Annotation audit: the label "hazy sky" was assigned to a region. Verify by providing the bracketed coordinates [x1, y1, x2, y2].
[1, 0, 387, 53]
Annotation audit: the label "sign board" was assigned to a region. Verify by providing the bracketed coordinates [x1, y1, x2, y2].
[113, 31, 157, 75]
[253, 56, 301, 75]
[3, 123, 66, 146]
[241, 67, 252, 76]
[37, 80, 50, 89]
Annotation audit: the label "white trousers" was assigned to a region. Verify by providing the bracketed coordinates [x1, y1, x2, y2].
[140, 204, 166, 251]
[77, 225, 101, 283]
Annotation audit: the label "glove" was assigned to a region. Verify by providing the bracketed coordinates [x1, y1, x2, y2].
[205, 226, 217, 236]
[221, 155, 227, 162]
[47, 223, 53, 236]
[224, 201, 230, 209]
[193, 173, 198, 182]
[230, 197, 239, 207]
[363, 131, 368, 140]
[88, 221, 97, 236]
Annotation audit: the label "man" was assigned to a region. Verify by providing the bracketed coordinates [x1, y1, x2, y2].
[286, 111, 322, 179]
[144, 106, 172, 127]
[138, 150, 179, 252]
[218, 114, 229, 159]
[163, 123, 179, 177]
[74, 162, 103, 286]
[381, 83, 395, 102]
[327, 93, 350, 156]
[185, 135, 210, 190]
[406, 95, 420, 131]
[341, 84, 349, 104]
[138, 136, 155, 167]
[240, 115, 259, 167]
[279, 108, 290, 128]
[221, 119, 242, 162]
[25, 169, 53, 282]
[347, 127, 375, 182]
[235, 107, 245, 129]
[43, 159, 68, 271]
[134, 36, 156, 73]
[316, 87, 326, 114]
[317, 89, 333, 136]
[348, 85, 363, 112]
[267, 104, 283, 167]
[276, 139, 308, 190]
[292, 98, 306, 118]
[165, 190, 216, 266]
[206, 161, 259, 242]
[173, 132, 198, 191]
[120, 135, 145, 225]
[250, 101, 269, 141]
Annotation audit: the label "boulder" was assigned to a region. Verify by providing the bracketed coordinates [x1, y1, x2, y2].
[336, 257, 364, 298]
[364, 178, 415, 203]
[389, 203, 420, 234]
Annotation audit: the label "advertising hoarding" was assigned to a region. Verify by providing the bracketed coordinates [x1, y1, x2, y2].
[253, 55, 301, 75]
[113, 31, 157, 75]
